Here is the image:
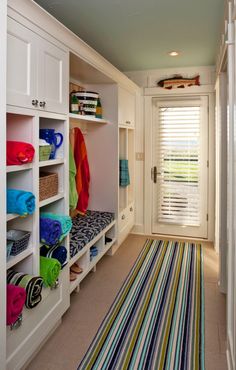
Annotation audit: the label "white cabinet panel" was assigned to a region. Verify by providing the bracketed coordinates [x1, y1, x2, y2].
[7, 18, 37, 109]
[7, 17, 68, 113]
[118, 87, 135, 127]
[38, 40, 68, 114]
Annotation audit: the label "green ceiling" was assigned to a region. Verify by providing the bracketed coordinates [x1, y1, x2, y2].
[34, 0, 224, 71]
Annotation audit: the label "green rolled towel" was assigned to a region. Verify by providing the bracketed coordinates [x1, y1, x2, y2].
[40, 256, 61, 287]
[69, 144, 78, 210]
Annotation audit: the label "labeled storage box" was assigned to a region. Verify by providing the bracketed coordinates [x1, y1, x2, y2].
[7, 230, 31, 256]
[39, 172, 58, 201]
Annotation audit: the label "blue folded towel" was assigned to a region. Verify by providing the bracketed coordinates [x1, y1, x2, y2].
[7, 189, 35, 216]
[40, 213, 72, 241]
[40, 245, 67, 267]
[40, 218, 62, 246]
[119, 160, 130, 187]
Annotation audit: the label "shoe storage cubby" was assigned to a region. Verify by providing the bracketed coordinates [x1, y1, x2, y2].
[70, 221, 116, 294]
[5, 105, 69, 369]
[39, 117, 65, 160]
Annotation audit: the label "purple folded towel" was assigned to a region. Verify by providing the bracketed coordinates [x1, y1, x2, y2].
[40, 218, 62, 246]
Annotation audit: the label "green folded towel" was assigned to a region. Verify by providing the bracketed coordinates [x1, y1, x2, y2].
[69, 144, 78, 210]
[40, 256, 61, 287]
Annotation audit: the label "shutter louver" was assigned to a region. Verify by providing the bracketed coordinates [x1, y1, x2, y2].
[156, 105, 201, 226]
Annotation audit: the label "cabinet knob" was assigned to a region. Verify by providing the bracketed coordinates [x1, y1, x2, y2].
[125, 120, 131, 125]
[32, 99, 38, 106]
[39, 101, 46, 108]
[121, 214, 125, 220]
[130, 207, 133, 212]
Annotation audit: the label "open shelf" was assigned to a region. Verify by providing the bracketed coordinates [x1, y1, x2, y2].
[39, 159, 64, 167]
[69, 113, 108, 124]
[7, 163, 33, 173]
[7, 246, 34, 270]
[7, 214, 19, 222]
[39, 192, 64, 208]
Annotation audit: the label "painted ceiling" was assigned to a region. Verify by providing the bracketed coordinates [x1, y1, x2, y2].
[34, 0, 225, 71]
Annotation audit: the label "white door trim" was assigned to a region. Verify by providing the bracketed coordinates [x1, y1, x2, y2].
[144, 91, 215, 241]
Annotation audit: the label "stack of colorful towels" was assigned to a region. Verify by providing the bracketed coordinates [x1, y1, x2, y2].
[7, 270, 43, 309]
[119, 159, 130, 187]
[90, 246, 98, 261]
[40, 213, 72, 246]
[40, 213, 72, 286]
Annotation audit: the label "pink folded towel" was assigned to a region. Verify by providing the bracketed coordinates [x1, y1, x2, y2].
[7, 284, 26, 326]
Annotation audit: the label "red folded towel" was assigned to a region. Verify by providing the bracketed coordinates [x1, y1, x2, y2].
[7, 141, 35, 165]
[7, 284, 26, 326]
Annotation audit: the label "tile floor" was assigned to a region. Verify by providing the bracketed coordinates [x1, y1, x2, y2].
[26, 235, 227, 370]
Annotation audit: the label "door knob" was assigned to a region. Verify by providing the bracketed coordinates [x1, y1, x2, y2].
[32, 99, 38, 106]
[39, 101, 46, 108]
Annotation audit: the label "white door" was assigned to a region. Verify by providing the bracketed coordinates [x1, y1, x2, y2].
[152, 97, 208, 238]
[38, 39, 68, 114]
[7, 17, 37, 109]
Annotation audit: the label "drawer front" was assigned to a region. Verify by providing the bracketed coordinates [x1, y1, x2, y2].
[119, 208, 129, 231]
[119, 203, 135, 233]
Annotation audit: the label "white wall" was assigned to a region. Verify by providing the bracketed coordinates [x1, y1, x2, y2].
[126, 66, 216, 238]
[0, 0, 7, 369]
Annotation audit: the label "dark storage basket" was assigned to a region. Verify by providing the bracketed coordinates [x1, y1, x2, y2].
[39, 172, 58, 201]
[7, 230, 31, 256]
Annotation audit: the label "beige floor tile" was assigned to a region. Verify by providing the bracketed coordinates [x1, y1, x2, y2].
[205, 321, 221, 353]
[205, 353, 228, 370]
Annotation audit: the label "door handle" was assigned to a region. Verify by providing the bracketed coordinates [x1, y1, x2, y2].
[151, 167, 161, 183]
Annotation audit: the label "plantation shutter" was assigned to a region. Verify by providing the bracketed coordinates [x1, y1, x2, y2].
[155, 101, 202, 226]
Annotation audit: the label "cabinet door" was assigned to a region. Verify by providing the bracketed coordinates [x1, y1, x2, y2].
[38, 39, 68, 114]
[118, 87, 135, 127]
[7, 18, 37, 109]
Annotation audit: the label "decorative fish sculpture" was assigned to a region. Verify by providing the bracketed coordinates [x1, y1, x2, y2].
[157, 75, 200, 89]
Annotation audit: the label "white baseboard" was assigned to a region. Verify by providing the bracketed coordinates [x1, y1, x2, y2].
[131, 224, 145, 234]
[227, 347, 233, 370]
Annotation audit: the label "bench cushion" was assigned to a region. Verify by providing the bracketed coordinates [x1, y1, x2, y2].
[70, 210, 114, 258]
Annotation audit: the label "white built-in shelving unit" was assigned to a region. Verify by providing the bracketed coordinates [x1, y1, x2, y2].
[0, 1, 139, 369]
[118, 87, 136, 246]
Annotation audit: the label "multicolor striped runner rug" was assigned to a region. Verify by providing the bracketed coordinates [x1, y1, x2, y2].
[78, 239, 204, 370]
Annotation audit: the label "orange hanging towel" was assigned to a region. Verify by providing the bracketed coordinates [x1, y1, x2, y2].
[73, 128, 90, 215]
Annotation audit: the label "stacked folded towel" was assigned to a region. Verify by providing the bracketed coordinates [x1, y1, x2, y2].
[7, 141, 35, 166]
[7, 271, 43, 309]
[7, 189, 35, 216]
[41, 213, 72, 241]
[40, 218, 62, 246]
[40, 256, 61, 287]
[119, 159, 130, 187]
[90, 246, 98, 261]
[40, 244, 67, 267]
[7, 284, 26, 325]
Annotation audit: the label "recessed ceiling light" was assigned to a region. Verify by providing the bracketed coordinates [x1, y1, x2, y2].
[168, 51, 179, 57]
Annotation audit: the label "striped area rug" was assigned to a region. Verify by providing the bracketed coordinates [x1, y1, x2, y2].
[78, 239, 204, 370]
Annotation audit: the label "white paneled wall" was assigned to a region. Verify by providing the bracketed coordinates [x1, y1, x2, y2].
[125, 66, 215, 236]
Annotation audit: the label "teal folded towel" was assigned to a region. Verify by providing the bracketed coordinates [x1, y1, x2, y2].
[40, 213, 72, 241]
[7, 189, 35, 216]
[119, 159, 130, 187]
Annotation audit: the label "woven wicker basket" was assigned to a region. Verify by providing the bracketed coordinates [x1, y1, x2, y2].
[39, 172, 58, 201]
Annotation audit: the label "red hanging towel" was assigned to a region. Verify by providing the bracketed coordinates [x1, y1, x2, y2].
[7, 141, 35, 165]
[73, 128, 90, 215]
